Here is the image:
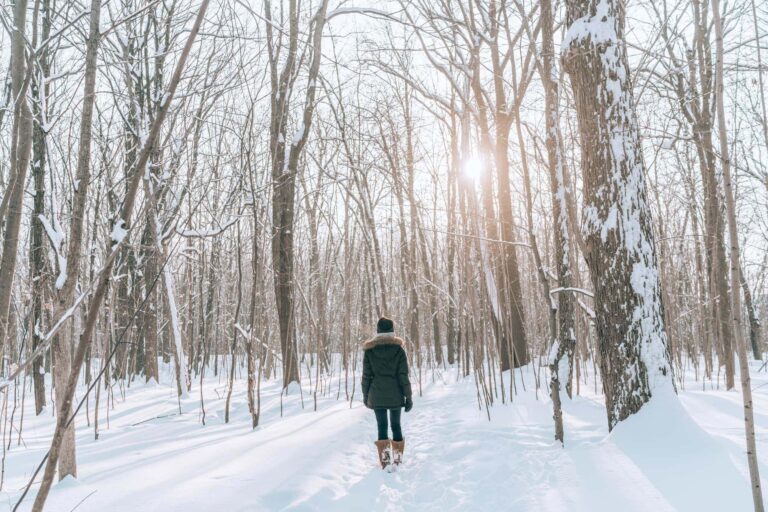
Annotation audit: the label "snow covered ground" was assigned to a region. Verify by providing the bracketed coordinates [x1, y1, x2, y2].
[2, 359, 767, 511]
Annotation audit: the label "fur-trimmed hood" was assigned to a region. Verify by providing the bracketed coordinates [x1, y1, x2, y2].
[362, 333, 405, 350]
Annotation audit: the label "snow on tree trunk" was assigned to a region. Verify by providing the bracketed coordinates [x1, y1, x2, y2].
[562, 0, 673, 430]
[538, 0, 577, 444]
[29, 0, 53, 416]
[163, 257, 190, 396]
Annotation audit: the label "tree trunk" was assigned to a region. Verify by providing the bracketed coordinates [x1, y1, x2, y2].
[48, 0, 103, 480]
[563, 0, 673, 430]
[539, 0, 577, 443]
[446, 105, 460, 366]
[711, 0, 764, 506]
[247, 210, 261, 428]
[29, 0, 53, 416]
[225, 225, 243, 424]
[265, 0, 330, 387]
[0, 0, 34, 367]
[741, 277, 762, 360]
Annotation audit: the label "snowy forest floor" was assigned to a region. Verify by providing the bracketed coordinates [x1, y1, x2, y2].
[2, 358, 767, 512]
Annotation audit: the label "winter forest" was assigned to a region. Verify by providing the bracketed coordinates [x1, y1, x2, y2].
[0, 0, 767, 510]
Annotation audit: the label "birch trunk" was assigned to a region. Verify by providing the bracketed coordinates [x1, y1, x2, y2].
[712, 0, 764, 506]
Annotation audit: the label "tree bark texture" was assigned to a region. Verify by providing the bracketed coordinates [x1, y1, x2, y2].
[562, 0, 673, 430]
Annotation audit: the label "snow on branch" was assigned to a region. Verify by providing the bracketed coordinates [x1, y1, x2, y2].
[549, 287, 595, 298]
[176, 217, 239, 238]
[0, 285, 92, 391]
[326, 7, 395, 21]
[576, 298, 596, 320]
[291, 123, 305, 146]
[111, 218, 128, 247]
[234, 323, 251, 340]
[38, 214, 67, 289]
[234, 323, 281, 362]
[163, 262, 189, 396]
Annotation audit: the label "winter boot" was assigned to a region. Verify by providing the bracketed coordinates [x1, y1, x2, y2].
[374, 440, 392, 469]
[391, 439, 405, 466]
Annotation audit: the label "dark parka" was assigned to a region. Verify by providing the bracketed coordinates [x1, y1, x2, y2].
[361, 335, 412, 409]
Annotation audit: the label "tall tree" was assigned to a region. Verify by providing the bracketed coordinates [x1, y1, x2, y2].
[537, 0, 577, 443]
[562, 0, 673, 429]
[41, 0, 104, 480]
[264, 0, 330, 387]
[711, 0, 763, 506]
[29, 0, 53, 416]
[0, 0, 34, 367]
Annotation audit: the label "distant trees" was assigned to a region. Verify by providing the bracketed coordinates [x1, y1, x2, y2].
[351, 0, 537, 381]
[651, 0, 736, 389]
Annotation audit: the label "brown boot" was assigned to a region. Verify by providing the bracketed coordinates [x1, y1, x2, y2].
[391, 439, 405, 466]
[374, 440, 392, 469]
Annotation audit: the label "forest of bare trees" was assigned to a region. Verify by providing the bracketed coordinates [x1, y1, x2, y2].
[0, 0, 766, 509]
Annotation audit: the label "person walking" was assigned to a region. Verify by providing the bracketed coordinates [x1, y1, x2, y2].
[362, 317, 413, 470]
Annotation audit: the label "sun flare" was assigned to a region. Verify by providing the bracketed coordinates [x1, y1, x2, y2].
[462, 155, 484, 181]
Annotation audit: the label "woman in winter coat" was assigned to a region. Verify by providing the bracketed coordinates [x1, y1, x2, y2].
[361, 317, 413, 470]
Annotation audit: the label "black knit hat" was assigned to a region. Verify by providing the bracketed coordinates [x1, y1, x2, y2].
[376, 316, 394, 334]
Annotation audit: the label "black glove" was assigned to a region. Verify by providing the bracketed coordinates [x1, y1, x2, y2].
[363, 395, 371, 409]
[404, 397, 413, 412]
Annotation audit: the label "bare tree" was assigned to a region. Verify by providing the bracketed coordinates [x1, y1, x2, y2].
[0, 0, 35, 367]
[537, 0, 577, 443]
[0, 1, 764, 507]
[264, 0, 330, 387]
[38, 0, 104, 480]
[28, 0, 53, 416]
[712, 0, 763, 506]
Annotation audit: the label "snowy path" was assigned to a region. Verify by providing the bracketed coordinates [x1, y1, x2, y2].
[3, 362, 767, 511]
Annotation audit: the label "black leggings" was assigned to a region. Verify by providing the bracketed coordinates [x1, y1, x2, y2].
[375, 408, 403, 441]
